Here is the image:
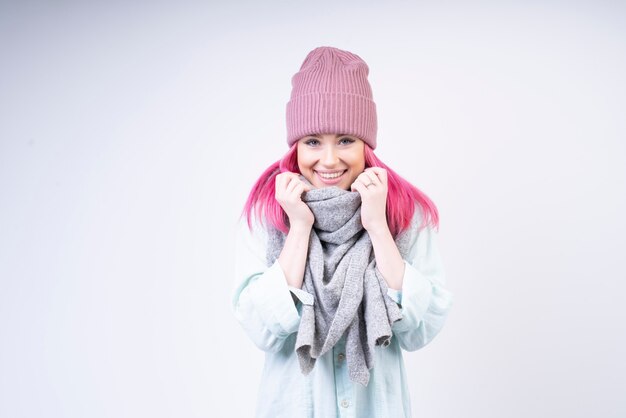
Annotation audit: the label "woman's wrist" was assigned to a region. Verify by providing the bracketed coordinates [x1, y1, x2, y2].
[289, 219, 314, 232]
[364, 220, 391, 238]
[367, 221, 405, 290]
[277, 220, 313, 289]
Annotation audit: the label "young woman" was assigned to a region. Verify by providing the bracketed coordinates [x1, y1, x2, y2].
[232, 46, 453, 418]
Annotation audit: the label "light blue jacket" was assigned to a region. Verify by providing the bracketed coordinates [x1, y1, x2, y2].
[232, 213, 453, 418]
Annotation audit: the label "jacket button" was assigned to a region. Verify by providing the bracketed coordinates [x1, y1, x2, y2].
[341, 399, 350, 408]
[338, 353, 345, 362]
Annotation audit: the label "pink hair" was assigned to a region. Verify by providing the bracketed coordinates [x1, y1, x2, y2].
[241, 143, 439, 237]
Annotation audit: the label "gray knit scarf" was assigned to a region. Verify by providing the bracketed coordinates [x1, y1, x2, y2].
[266, 181, 413, 386]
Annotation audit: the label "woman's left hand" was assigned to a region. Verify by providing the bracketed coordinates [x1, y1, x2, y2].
[351, 167, 389, 234]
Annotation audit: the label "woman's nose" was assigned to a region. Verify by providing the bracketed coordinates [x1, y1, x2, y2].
[321, 146, 339, 166]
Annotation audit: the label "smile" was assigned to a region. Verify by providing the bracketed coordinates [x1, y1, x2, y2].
[317, 171, 345, 179]
[315, 170, 347, 184]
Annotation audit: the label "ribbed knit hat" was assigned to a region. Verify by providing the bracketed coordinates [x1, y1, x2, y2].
[286, 46, 378, 149]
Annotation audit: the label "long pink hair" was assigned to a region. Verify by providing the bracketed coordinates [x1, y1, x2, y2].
[241, 143, 439, 237]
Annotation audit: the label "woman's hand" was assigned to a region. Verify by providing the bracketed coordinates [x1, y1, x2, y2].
[351, 167, 389, 234]
[351, 167, 404, 289]
[275, 172, 314, 228]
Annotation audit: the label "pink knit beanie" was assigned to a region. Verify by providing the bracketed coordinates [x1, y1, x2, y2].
[286, 46, 378, 149]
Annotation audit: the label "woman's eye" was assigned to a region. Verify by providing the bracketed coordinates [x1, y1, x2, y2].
[305, 139, 320, 146]
[339, 137, 355, 145]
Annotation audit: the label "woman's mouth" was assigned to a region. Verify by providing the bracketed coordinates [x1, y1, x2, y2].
[315, 170, 347, 185]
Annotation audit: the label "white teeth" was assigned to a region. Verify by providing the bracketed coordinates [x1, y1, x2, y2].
[318, 171, 344, 179]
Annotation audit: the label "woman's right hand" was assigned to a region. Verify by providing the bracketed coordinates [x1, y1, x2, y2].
[275, 172, 314, 228]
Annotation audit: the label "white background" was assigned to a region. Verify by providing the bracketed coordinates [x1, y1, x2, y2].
[1, 1, 625, 417]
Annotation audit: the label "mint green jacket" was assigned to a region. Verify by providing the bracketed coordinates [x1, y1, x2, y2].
[232, 213, 453, 418]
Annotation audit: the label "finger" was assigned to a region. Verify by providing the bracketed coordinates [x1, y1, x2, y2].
[360, 170, 380, 187]
[275, 172, 292, 191]
[277, 173, 298, 195]
[351, 178, 367, 193]
[275, 174, 286, 194]
[352, 175, 370, 190]
[365, 167, 387, 185]
[354, 172, 377, 189]
[292, 182, 305, 197]
[350, 180, 360, 193]
[290, 177, 311, 195]
[286, 177, 301, 194]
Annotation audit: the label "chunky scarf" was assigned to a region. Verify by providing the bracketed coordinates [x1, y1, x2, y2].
[266, 182, 413, 386]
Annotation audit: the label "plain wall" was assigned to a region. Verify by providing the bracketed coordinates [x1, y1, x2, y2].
[1, 0, 625, 417]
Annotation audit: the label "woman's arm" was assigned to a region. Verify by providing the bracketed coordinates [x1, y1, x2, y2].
[277, 221, 313, 289]
[232, 217, 308, 353]
[351, 166, 452, 351]
[367, 224, 405, 290]
[274, 172, 314, 289]
[350, 166, 405, 290]
[232, 172, 316, 352]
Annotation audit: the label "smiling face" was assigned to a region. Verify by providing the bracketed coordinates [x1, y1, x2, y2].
[296, 133, 366, 190]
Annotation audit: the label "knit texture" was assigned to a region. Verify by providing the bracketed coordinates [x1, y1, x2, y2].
[266, 180, 413, 386]
[286, 46, 378, 149]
